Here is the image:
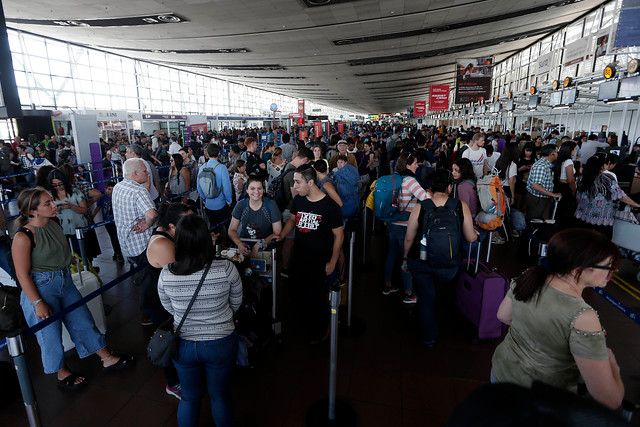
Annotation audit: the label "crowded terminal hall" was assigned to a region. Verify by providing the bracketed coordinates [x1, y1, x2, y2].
[1, 0, 640, 426]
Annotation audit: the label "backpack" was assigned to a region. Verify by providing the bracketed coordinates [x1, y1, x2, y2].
[266, 167, 295, 211]
[373, 172, 414, 223]
[332, 164, 360, 218]
[414, 164, 434, 191]
[475, 171, 507, 231]
[421, 198, 462, 268]
[325, 148, 337, 162]
[198, 162, 224, 199]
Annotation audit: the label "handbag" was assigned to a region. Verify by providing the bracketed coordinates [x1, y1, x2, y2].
[0, 283, 24, 333]
[147, 263, 211, 367]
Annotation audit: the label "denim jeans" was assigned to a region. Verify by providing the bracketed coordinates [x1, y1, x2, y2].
[384, 223, 413, 293]
[173, 332, 238, 427]
[20, 268, 106, 374]
[408, 259, 459, 344]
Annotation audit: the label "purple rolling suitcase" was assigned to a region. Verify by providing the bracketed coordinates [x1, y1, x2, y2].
[455, 242, 509, 340]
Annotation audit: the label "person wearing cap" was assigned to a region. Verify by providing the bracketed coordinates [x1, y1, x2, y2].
[328, 139, 358, 172]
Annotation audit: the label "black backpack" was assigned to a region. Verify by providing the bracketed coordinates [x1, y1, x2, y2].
[266, 167, 295, 211]
[421, 198, 462, 268]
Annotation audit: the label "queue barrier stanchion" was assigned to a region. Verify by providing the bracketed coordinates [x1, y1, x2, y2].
[306, 281, 356, 427]
[0, 264, 143, 426]
[339, 227, 366, 338]
[6, 331, 42, 427]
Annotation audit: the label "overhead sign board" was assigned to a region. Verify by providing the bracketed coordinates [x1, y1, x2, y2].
[428, 85, 449, 111]
[414, 101, 426, 116]
[536, 53, 552, 75]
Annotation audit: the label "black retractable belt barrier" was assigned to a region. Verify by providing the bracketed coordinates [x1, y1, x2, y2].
[306, 281, 356, 427]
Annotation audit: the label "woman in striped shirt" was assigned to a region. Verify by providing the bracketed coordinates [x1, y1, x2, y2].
[382, 151, 429, 303]
[158, 213, 243, 427]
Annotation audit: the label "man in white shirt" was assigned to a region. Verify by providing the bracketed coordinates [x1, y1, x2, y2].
[461, 133, 488, 179]
[579, 134, 609, 164]
[168, 136, 182, 155]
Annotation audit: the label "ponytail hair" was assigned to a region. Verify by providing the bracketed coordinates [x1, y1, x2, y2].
[513, 228, 620, 302]
[17, 188, 48, 228]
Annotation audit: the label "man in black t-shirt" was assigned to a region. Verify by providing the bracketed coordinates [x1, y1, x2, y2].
[277, 164, 344, 343]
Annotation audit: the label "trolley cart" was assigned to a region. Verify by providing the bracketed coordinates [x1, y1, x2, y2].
[240, 238, 280, 335]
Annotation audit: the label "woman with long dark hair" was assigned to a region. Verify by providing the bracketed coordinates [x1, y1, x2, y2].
[158, 213, 242, 427]
[574, 156, 640, 237]
[494, 143, 518, 205]
[13, 189, 133, 390]
[491, 229, 624, 409]
[166, 153, 190, 201]
[47, 168, 88, 255]
[554, 141, 578, 227]
[382, 151, 428, 303]
[452, 158, 479, 217]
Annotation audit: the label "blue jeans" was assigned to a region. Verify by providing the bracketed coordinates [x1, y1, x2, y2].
[173, 333, 238, 427]
[20, 268, 106, 374]
[384, 223, 413, 293]
[408, 259, 459, 344]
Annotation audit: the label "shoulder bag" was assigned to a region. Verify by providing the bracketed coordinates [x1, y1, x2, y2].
[147, 263, 211, 366]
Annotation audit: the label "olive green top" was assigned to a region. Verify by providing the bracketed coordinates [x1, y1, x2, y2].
[491, 280, 609, 391]
[29, 221, 73, 273]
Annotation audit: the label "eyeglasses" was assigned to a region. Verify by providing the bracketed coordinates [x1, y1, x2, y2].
[590, 265, 617, 272]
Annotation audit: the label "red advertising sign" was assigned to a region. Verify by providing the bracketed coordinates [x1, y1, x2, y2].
[298, 99, 305, 116]
[337, 122, 344, 134]
[414, 101, 426, 116]
[298, 118, 305, 126]
[314, 121, 322, 138]
[429, 85, 450, 111]
[299, 130, 308, 141]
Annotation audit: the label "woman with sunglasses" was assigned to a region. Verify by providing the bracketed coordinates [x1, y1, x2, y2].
[491, 229, 624, 409]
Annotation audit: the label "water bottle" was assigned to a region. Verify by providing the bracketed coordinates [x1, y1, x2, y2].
[419, 234, 428, 261]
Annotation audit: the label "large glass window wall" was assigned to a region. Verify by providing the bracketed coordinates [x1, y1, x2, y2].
[6, 29, 362, 121]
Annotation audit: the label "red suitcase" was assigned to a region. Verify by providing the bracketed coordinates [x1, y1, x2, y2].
[455, 243, 509, 340]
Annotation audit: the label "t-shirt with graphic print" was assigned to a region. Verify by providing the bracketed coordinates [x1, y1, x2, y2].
[231, 198, 282, 239]
[462, 146, 487, 179]
[290, 194, 343, 263]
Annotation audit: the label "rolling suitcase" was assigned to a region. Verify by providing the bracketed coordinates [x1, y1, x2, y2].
[455, 242, 509, 340]
[61, 270, 107, 352]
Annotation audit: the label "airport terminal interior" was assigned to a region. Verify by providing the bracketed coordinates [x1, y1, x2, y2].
[0, 0, 640, 426]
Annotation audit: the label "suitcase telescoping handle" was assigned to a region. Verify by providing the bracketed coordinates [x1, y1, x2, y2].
[550, 196, 561, 221]
[466, 238, 482, 275]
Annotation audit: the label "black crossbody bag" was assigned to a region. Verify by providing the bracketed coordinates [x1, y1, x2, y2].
[147, 263, 211, 367]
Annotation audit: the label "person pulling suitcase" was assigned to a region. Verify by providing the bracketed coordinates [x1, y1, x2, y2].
[403, 170, 478, 347]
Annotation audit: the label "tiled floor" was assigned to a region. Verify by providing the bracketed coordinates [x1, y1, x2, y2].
[1, 225, 640, 426]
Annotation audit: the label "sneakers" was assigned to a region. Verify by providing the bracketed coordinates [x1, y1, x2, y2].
[403, 293, 418, 304]
[140, 316, 153, 326]
[491, 235, 506, 245]
[165, 384, 182, 400]
[382, 285, 400, 295]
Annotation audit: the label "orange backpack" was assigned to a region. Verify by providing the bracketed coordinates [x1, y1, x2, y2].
[475, 172, 507, 231]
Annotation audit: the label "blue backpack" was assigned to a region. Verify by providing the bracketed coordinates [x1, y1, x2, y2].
[332, 164, 360, 218]
[373, 172, 414, 223]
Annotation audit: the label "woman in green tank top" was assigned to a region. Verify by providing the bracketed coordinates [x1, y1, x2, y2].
[491, 229, 624, 409]
[13, 188, 134, 391]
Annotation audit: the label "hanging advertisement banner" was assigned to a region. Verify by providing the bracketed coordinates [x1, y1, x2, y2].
[535, 53, 552, 75]
[337, 122, 344, 134]
[299, 130, 308, 141]
[428, 85, 449, 111]
[414, 101, 426, 116]
[563, 38, 589, 66]
[298, 99, 305, 117]
[454, 58, 493, 104]
[314, 121, 322, 138]
[614, 0, 640, 48]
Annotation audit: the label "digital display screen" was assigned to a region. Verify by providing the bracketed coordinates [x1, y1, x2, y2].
[549, 91, 562, 107]
[528, 95, 539, 110]
[561, 88, 577, 106]
[618, 75, 640, 99]
[597, 80, 620, 101]
[506, 99, 515, 111]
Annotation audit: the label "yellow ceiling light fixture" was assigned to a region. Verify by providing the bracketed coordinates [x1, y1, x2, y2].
[563, 77, 573, 88]
[552, 80, 560, 90]
[530, 86, 537, 95]
[604, 63, 617, 79]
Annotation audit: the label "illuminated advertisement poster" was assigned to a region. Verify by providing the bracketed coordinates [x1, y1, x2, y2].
[337, 122, 344, 134]
[428, 85, 449, 111]
[314, 121, 322, 138]
[455, 58, 493, 104]
[414, 101, 426, 116]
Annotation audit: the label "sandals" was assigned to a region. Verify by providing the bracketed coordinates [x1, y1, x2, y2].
[102, 354, 136, 373]
[57, 372, 87, 391]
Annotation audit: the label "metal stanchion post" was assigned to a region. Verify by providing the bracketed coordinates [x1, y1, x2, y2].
[361, 208, 367, 265]
[6, 332, 42, 427]
[340, 230, 366, 338]
[306, 283, 356, 427]
[86, 162, 94, 187]
[347, 230, 354, 328]
[75, 228, 89, 274]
